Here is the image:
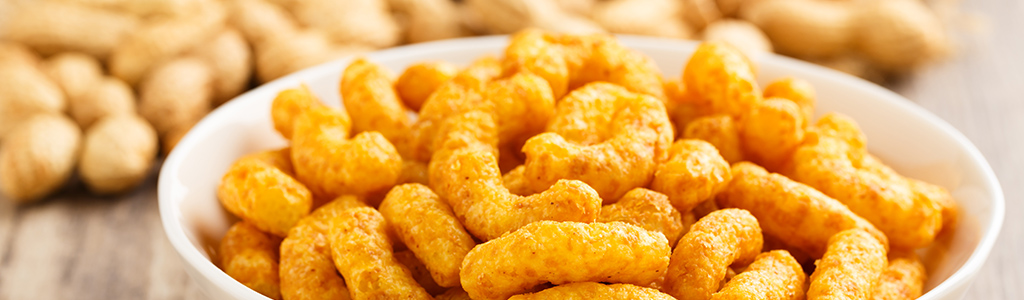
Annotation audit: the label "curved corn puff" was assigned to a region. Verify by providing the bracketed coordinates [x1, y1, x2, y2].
[340, 58, 411, 150]
[717, 162, 888, 257]
[487, 72, 556, 145]
[684, 115, 744, 164]
[378, 183, 475, 287]
[710, 250, 807, 300]
[762, 77, 816, 124]
[406, 58, 555, 161]
[510, 282, 677, 300]
[523, 82, 673, 202]
[650, 139, 732, 213]
[461, 221, 671, 300]
[662, 208, 763, 300]
[789, 113, 942, 249]
[503, 29, 665, 100]
[329, 207, 432, 300]
[870, 252, 926, 300]
[908, 178, 958, 231]
[218, 148, 312, 237]
[280, 196, 366, 300]
[430, 111, 602, 241]
[861, 153, 959, 231]
[407, 56, 500, 161]
[291, 106, 402, 200]
[683, 41, 761, 118]
[502, 29, 570, 98]
[395, 61, 458, 111]
[220, 222, 283, 300]
[739, 98, 805, 171]
[271, 84, 326, 140]
[807, 229, 888, 300]
[600, 188, 687, 247]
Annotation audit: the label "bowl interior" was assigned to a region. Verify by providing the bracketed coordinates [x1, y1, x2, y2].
[159, 36, 1003, 300]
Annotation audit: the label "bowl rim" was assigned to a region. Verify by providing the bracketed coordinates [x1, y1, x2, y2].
[158, 35, 1005, 300]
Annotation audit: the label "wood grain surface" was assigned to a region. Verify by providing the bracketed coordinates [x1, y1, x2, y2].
[0, 2, 1021, 299]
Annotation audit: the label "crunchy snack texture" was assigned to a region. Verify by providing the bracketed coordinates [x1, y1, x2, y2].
[207, 29, 959, 299]
[461, 221, 671, 300]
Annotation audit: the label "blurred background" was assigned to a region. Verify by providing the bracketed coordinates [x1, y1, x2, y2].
[0, 0, 981, 202]
[0, 0, 1020, 299]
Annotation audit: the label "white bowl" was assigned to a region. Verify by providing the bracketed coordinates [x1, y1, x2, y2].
[158, 36, 1004, 300]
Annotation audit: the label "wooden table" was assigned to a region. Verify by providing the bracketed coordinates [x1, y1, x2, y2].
[1, 3, 1021, 299]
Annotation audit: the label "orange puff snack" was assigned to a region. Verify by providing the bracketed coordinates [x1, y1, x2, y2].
[328, 207, 432, 300]
[523, 82, 673, 202]
[711, 250, 807, 300]
[599, 188, 687, 247]
[717, 162, 888, 257]
[788, 113, 948, 249]
[211, 29, 962, 300]
[650, 139, 732, 213]
[279, 196, 365, 300]
[218, 148, 312, 237]
[807, 229, 888, 300]
[220, 222, 283, 300]
[429, 111, 602, 241]
[461, 221, 670, 300]
[378, 184, 475, 287]
[663, 208, 763, 300]
[510, 282, 676, 300]
[290, 106, 402, 201]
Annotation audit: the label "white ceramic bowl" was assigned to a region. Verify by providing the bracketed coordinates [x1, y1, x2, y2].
[158, 36, 1004, 300]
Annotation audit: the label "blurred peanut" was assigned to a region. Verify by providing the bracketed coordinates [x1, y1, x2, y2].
[0, 114, 81, 203]
[553, 0, 595, 16]
[139, 58, 213, 137]
[716, 0, 748, 17]
[0, 63, 66, 141]
[291, 0, 401, 48]
[702, 19, 773, 57]
[593, 0, 693, 39]
[55, 0, 206, 18]
[533, 13, 606, 35]
[41, 53, 104, 102]
[192, 29, 253, 105]
[682, 0, 723, 29]
[467, 0, 604, 34]
[457, 2, 490, 35]
[856, 0, 947, 72]
[466, 0, 557, 34]
[256, 30, 371, 83]
[79, 115, 158, 195]
[742, 0, 854, 58]
[809, 54, 886, 83]
[162, 120, 198, 155]
[392, 0, 466, 43]
[1, 2, 138, 59]
[110, 1, 226, 85]
[227, 0, 300, 46]
[0, 42, 40, 67]
[71, 77, 137, 129]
